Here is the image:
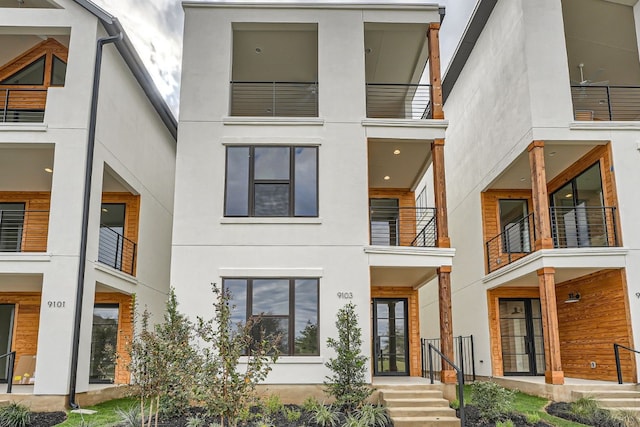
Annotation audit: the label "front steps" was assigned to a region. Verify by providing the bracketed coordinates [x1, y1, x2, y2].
[573, 388, 640, 416]
[379, 385, 460, 426]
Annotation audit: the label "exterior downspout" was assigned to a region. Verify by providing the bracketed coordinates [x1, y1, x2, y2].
[68, 32, 122, 410]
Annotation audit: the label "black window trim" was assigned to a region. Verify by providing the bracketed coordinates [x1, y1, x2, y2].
[222, 277, 320, 356]
[224, 145, 319, 218]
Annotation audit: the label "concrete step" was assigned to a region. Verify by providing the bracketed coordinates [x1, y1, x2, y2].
[0, 400, 8, 408]
[381, 390, 446, 399]
[383, 397, 450, 408]
[387, 406, 458, 418]
[597, 398, 640, 409]
[573, 390, 640, 400]
[392, 416, 461, 427]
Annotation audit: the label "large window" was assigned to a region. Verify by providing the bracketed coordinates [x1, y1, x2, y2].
[224, 146, 318, 217]
[223, 278, 319, 356]
[90, 304, 119, 383]
[498, 199, 530, 253]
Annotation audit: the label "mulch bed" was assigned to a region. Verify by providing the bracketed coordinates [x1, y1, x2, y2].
[459, 405, 552, 427]
[25, 411, 66, 427]
[546, 402, 622, 427]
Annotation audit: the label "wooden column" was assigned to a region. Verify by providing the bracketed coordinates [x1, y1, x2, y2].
[527, 141, 553, 250]
[427, 23, 444, 120]
[432, 139, 450, 248]
[438, 266, 456, 383]
[537, 267, 564, 384]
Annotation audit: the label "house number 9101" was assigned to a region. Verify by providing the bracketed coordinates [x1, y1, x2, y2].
[48, 301, 66, 308]
[337, 292, 353, 299]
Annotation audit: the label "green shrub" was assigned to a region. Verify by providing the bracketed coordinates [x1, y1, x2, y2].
[115, 404, 142, 427]
[615, 409, 640, 427]
[186, 415, 206, 427]
[449, 398, 460, 410]
[313, 405, 340, 427]
[495, 421, 514, 427]
[469, 381, 515, 421]
[263, 394, 284, 416]
[355, 403, 389, 427]
[343, 413, 367, 427]
[0, 402, 31, 427]
[283, 407, 302, 422]
[570, 396, 600, 418]
[525, 412, 541, 424]
[324, 303, 372, 412]
[302, 396, 320, 412]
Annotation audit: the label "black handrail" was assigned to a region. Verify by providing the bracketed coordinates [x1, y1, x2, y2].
[614, 343, 640, 384]
[0, 351, 16, 393]
[426, 343, 465, 426]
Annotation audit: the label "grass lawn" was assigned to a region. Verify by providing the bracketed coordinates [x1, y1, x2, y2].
[55, 397, 139, 427]
[462, 385, 590, 427]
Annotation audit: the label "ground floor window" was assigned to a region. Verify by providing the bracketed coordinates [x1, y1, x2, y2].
[0, 304, 14, 382]
[89, 304, 119, 383]
[223, 278, 319, 356]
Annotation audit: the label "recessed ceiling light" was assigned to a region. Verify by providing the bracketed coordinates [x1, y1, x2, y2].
[548, 151, 557, 157]
[44, 167, 53, 173]
[102, 208, 108, 212]
[565, 193, 572, 198]
[383, 175, 390, 180]
[255, 47, 262, 54]
[393, 149, 401, 155]
[365, 48, 372, 54]
[520, 177, 526, 182]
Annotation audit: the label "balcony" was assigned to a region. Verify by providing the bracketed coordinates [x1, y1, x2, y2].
[486, 207, 619, 273]
[229, 81, 318, 117]
[0, 89, 47, 123]
[0, 210, 49, 252]
[366, 83, 432, 119]
[571, 85, 640, 121]
[369, 206, 436, 247]
[98, 225, 136, 276]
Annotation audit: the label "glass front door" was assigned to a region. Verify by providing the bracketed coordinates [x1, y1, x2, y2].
[499, 298, 545, 375]
[373, 298, 409, 376]
[370, 199, 399, 246]
[90, 304, 119, 383]
[0, 305, 14, 382]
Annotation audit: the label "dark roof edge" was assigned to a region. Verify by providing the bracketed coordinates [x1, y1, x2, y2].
[442, 0, 497, 104]
[73, 0, 178, 141]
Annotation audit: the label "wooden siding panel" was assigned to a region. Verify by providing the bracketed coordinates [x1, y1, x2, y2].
[371, 286, 420, 377]
[556, 269, 635, 382]
[0, 192, 50, 252]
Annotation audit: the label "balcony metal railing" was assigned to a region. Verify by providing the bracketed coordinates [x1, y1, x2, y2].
[366, 83, 432, 119]
[230, 81, 318, 117]
[0, 210, 49, 252]
[571, 85, 640, 121]
[486, 213, 536, 273]
[485, 206, 620, 272]
[0, 88, 47, 123]
[369, 206, 437, 247]
[550, 206, 619, 248]
[98, 225, 137, 276]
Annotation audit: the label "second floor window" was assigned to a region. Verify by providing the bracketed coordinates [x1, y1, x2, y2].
[224, 146, 318, 217]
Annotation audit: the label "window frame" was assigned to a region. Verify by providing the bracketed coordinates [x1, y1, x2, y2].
[224, 145, 319, 218]
[222, 277, 320, 356]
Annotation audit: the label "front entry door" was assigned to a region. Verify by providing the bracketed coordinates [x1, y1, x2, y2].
[373, 298, 409, 376]
[0, 304, 14, 382]
[499, 298, 545, 375]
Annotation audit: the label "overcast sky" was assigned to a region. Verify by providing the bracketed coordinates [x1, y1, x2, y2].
[91, 0, 478, 116]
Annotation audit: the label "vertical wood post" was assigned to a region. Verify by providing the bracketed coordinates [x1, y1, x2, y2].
[537, 267, 564, 384]
[427, 23, 443, 120]
[432, 139, 450, 248]
[528, 141, 553, 250]
[438, 266, 456, 383]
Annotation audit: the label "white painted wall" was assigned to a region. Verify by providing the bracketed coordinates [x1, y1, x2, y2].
[436, 0, 640, 379]
[0, 0, 175, 395]
[176, 3, 444, 384]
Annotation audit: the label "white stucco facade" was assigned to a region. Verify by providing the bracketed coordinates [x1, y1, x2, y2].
[0, 0, 175, 396]
[174, 1, 453, 384]
[422, 0, 640, 383]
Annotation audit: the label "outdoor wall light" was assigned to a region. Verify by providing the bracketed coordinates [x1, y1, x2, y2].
[565, 292, 581, 303]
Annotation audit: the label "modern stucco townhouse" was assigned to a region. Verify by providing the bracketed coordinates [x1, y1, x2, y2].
[0, 0, 176, 408]
[421, 0, 640, 394]
[173, 0, 457, 391]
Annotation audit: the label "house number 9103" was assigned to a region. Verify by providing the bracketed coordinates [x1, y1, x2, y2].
[48, 301, 66, 308]
[337, 292, 353, 299]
